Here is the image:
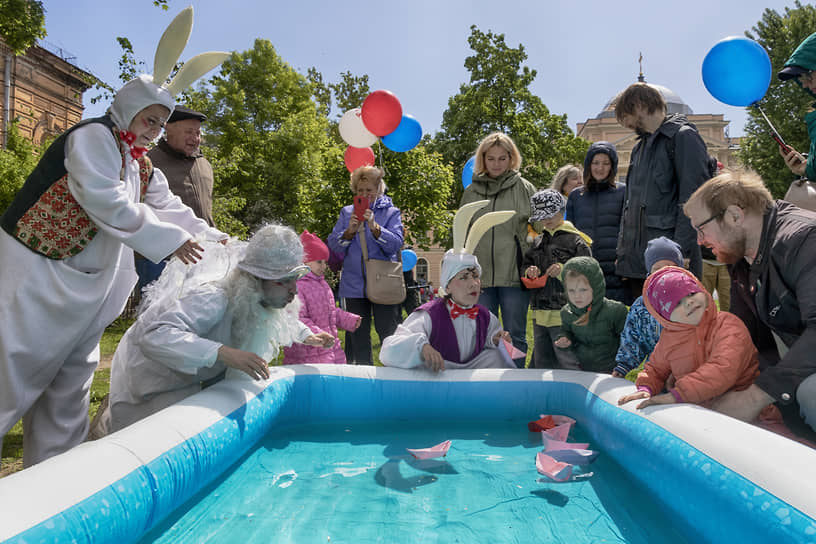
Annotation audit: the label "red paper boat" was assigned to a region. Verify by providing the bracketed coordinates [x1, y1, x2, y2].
[407, 440, 451, 460]
[521, 275, 549, 289]
[528, 414, 575, 433]
[536, 452, 572, 482]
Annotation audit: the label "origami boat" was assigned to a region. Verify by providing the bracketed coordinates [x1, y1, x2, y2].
[536, 452, 572, 482]
[406, 440, 451, 460]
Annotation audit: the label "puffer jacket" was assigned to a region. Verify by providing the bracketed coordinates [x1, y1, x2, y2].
[639, 267, 758, 405]
[615, 114, 709, 280]
[282, 271, 360, 365]
[559, 256, 629, 372]
[328, 195, 403, 299]
[783, 32, 816, 180]
[460, 169, 536, 288]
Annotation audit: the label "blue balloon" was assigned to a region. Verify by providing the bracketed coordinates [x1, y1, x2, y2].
[382, 115, 422, 152]
[702, 36, 771, 107]
[401, 249, 418, 272]
[462, 156, 476, 189]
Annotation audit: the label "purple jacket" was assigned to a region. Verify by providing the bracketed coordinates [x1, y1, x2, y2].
[328, 195, 404, 299]
[282, 272, 360, 365]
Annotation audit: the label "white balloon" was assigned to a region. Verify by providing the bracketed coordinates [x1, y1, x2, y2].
[339, 108, 378, 148]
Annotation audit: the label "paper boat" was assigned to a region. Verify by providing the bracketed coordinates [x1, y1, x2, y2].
[501, 338, 526, 359]
[541, 433, 589, 452]
[536, 452, 572, 482]
[521, 275, 549, 289]
[546, 448, 599, 465]
[542, 422, 572, 442]
[407, 440, 451, 460]
[528, 414, 576, 433]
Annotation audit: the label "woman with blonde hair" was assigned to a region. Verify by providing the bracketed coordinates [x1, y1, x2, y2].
[551, 164, 582, 197]
[460, 132, 536, 367]
[329, 165, 404, 364]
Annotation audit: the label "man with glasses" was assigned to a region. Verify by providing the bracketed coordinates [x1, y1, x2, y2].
[683, 170, 816, 434]
[613, 83, 712, 301]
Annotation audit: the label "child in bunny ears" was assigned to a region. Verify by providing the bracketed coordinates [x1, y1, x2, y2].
[0, 7, 230, 467]
[282, 231, 361, 365]
[379, 202, 517, 371]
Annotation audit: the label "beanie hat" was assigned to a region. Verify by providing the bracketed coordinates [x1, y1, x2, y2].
[646, 267, 701, 320]
[301, 230, 329, 263]
[644, 236, 684, 273]
[530, 189, 567, 222]
[237, 224, 309, 280]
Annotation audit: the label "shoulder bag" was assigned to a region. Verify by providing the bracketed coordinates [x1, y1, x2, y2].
[358, 230, 406, 305]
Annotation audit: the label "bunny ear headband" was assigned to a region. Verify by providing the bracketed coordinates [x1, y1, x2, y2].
[109, 6, 230, 129]
[439, 200, 515, 292]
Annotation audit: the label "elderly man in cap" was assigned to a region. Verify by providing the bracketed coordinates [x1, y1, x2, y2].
[136, 105, 217, 290]
[106, 224, 334, 432]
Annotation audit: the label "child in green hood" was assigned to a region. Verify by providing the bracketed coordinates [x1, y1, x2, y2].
[778, 32, 816, 181]
[554, 256, 628, 372]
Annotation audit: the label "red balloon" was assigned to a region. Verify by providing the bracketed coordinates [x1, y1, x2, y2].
[361, 90, 403, 136]
[344, 146, 376, 172]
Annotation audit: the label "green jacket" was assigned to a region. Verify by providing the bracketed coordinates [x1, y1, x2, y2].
[784, 32, 816, 180]
[460, 170, 536, 288]
[559, 256, 628, 372]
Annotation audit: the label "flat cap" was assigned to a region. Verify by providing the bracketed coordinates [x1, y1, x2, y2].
[168, 105, 207, 123]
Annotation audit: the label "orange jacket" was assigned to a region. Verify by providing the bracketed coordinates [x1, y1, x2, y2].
[637, 267, 758, 405]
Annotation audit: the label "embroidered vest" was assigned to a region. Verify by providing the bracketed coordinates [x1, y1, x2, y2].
[0, 116, 154, 260]
[419, 298, 490, 364]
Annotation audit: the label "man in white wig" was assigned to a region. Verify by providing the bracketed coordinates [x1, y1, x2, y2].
[380, 202, 518, 371]
[0, 7, 230, 466]
[106, 224, 335, 433]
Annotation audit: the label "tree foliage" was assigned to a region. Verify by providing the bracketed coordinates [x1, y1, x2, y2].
[0, 0, 45, 55]
[0, 121, 47, 213]
[432, 25, 589, 204]
[742, 1, 816, 197]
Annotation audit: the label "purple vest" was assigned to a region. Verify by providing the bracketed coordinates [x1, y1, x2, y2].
[419, 298, 490, 363]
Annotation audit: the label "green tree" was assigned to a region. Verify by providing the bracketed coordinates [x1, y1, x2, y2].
[432, 26, 589, 203]
[742, 1, 816, 197]
[0, 121, 47, 213]
[0, 0, 45, 55]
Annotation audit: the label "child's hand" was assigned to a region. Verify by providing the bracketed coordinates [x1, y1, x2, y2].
[525, 265, 540, 279]
[618, 390, 650, 406]
[492, 330, 511, 346]
[353, 316, 362, 331]
[634, 392, 677, 409]
[553, 336, 571, 349]
[421, 343, 445, 372]
[545, 262, 564, 278]
[304, 332, 335, 348]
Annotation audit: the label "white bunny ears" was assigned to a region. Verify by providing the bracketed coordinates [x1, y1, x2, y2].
[439, 200, 515, 290]
[108, 6, 230, 130]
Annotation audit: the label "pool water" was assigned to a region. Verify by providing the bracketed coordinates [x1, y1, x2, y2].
[142, 419, 691, 544]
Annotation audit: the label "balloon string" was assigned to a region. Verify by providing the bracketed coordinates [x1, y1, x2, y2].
[753, 103, 789, 149]
[376, 140, 388, 178]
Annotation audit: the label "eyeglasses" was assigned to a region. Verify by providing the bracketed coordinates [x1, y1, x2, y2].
[692, 210, 724, 238]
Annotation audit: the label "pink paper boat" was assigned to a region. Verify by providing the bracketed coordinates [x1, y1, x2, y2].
[407, 440, 451, 460]
[501, 338, 527, 359]
[542, 422, 572, 442]
[536, 452, 572, 482]
[541, 433, 589, 452]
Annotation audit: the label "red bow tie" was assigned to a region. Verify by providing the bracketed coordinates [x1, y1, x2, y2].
[450, 302, 479, 320]
[119, 130, 148, 159]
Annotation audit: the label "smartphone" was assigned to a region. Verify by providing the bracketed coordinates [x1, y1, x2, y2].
[353, 195, 369, 221]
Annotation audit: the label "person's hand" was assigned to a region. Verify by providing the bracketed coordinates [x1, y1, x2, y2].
[554, 336, 571, 349]
[217, 345, 269, 380]
[492, 330, 511, 346]
[304, 332, 335, 348]
[525, 265, 540, 279]
[635, 392, 677, 409]
[618, 390, 649, 405]
[173, 239, 204, 264]
[344, 215, 361, 239]
[545, 262, 563, 278]
[364, 209, 381, 238]
[611, 369, 624, 378]
[421, 343, 444, 372]
[780, 146, 807, 176]
[353, 316, 362, 331]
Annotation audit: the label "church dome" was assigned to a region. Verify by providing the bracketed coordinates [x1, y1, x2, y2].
[597, 83, 694, 119]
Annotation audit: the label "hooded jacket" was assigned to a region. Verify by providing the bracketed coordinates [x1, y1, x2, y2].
[559, 256, 628, 372]
[639, 267, 758, 405]
[567, 142, 627, 302]
[615, 114, 709, 280]
[783, 32, 816, 180]
[282, 271, 360, 365]
[460, 169, 536, 288]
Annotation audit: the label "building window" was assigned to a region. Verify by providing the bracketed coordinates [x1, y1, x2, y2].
[416, 258, 429, 283]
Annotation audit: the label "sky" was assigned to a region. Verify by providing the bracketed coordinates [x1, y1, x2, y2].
[40, 0, 797, 138]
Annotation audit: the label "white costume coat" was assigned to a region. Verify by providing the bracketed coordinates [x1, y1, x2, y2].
[0, 122, 224, 465]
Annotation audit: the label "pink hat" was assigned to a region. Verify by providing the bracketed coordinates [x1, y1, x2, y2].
[645, 267, 701, 320]
[301, 230, 329, 263]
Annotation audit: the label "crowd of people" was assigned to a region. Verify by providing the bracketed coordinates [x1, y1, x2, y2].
[4, 24, 816, 470]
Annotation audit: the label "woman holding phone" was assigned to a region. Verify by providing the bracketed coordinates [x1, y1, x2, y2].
[329, 165, 404, 364]
[778, 32, 816, 178]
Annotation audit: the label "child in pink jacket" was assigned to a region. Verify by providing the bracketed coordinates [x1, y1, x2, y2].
[282, 231, 361, 365]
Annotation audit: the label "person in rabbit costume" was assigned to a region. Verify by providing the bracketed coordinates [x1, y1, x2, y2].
[0, 7, 230, 467]
[379, 202, 518, 371]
